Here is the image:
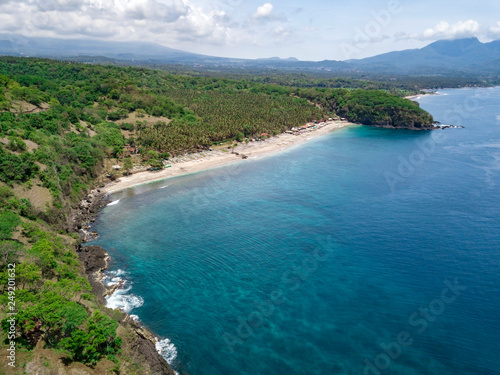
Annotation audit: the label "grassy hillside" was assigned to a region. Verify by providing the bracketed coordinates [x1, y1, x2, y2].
[0, 57, 434, 374]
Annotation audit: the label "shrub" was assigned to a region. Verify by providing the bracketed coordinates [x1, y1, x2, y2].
[0, 211, 21, 240]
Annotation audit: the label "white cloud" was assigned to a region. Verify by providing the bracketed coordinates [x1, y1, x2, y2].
[0, 0, 236, 48]
[488, 21, 500, 39]
[272, 26, 291, 42]
[253, 3, 273, 19]
[413, 20, 480, 41]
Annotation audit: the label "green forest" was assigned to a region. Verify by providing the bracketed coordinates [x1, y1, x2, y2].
[0, 57, 435, 373]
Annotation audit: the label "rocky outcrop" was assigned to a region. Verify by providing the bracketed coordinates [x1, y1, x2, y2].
[68, 188, 109, 237]
[72, 187, 176, 375]
[77, 246, 176, 375]
[364, 121, 463, 130]
[363, 122, 435, 130]
[130, 323, 176, 375]
[77, 245, 109, 303]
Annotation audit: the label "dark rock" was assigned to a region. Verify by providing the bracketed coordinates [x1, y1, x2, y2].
[130, 323, 176, 375]
[67, 190, 110, 234]
[73, 190, 177, 375]
[78, 245, 108, 303]
[363, 122, 435, 130]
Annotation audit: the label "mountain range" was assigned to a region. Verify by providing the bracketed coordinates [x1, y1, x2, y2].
[347, 37, 500, 75]
[1, 34, 499, 77]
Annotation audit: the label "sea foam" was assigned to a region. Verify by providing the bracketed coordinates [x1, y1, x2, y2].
[104, 275, 179, 369]
[106, 286, 144, 312]
[103, 269, 144, 313]
[155, 337, 178, 365]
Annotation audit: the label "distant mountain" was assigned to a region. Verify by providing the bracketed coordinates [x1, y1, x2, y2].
[1, 34, 499, 77]
[347, 38, 500, 75]
[0, 33, 207, 61]
[0, 34, 350, 72]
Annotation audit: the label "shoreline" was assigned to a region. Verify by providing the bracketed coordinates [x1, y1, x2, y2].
[78, 119, 355, 373]
[104, 120, 355, 194]
[405, 91, 439, 100]
[74, 192, 177, 374]
[77, 242, 176, 374]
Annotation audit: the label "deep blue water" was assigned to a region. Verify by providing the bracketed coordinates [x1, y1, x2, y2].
[92, 87, 500, 375]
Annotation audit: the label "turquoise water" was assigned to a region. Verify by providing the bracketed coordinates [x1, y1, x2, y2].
[92, 87, 500, 375]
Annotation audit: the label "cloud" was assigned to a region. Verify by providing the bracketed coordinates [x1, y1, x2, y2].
[412, 20, 480, 41]
[488, 21, 500, 39]
[34, 0, 83, 12]
[393, 31, 408, 40]
[272, 26, 291, 42]
[249, 2, 285, 24]
[0, 0, 236, 48]
[120, 0, 188, 22]
[253, 3, 273, 19]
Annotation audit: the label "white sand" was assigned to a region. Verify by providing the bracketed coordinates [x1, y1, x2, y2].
[104, 120, 355, 194]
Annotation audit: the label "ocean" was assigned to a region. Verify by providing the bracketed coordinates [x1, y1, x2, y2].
[92, 87, 500, 375]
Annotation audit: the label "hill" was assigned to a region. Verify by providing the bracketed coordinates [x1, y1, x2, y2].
[0, 57, 433, 374]
[347, 37, 500, 75]
[0, 33, 206, 62]
[2, 34, 500, 79]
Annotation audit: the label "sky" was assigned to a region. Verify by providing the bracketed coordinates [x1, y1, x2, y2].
[1, 0, 500, 61]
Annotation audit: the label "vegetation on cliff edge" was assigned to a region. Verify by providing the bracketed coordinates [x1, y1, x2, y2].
[0, 57, 434, 373]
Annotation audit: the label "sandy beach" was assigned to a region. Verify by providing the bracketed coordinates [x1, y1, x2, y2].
[104, 120, 355, 194]
[405, 92, 438, 100]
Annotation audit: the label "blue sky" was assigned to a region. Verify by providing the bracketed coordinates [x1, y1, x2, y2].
[1, 0, 500, 60]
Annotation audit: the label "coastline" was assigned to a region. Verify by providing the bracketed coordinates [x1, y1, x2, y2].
[74, 193, 177, 374]
[75, 119, 354, 374]
[77, 242, 176, 374]
[104, 120, 355, 195]
[405, 91, 439, 100]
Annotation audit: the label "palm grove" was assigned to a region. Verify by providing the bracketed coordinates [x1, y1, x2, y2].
[0, 57, 433, 371]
